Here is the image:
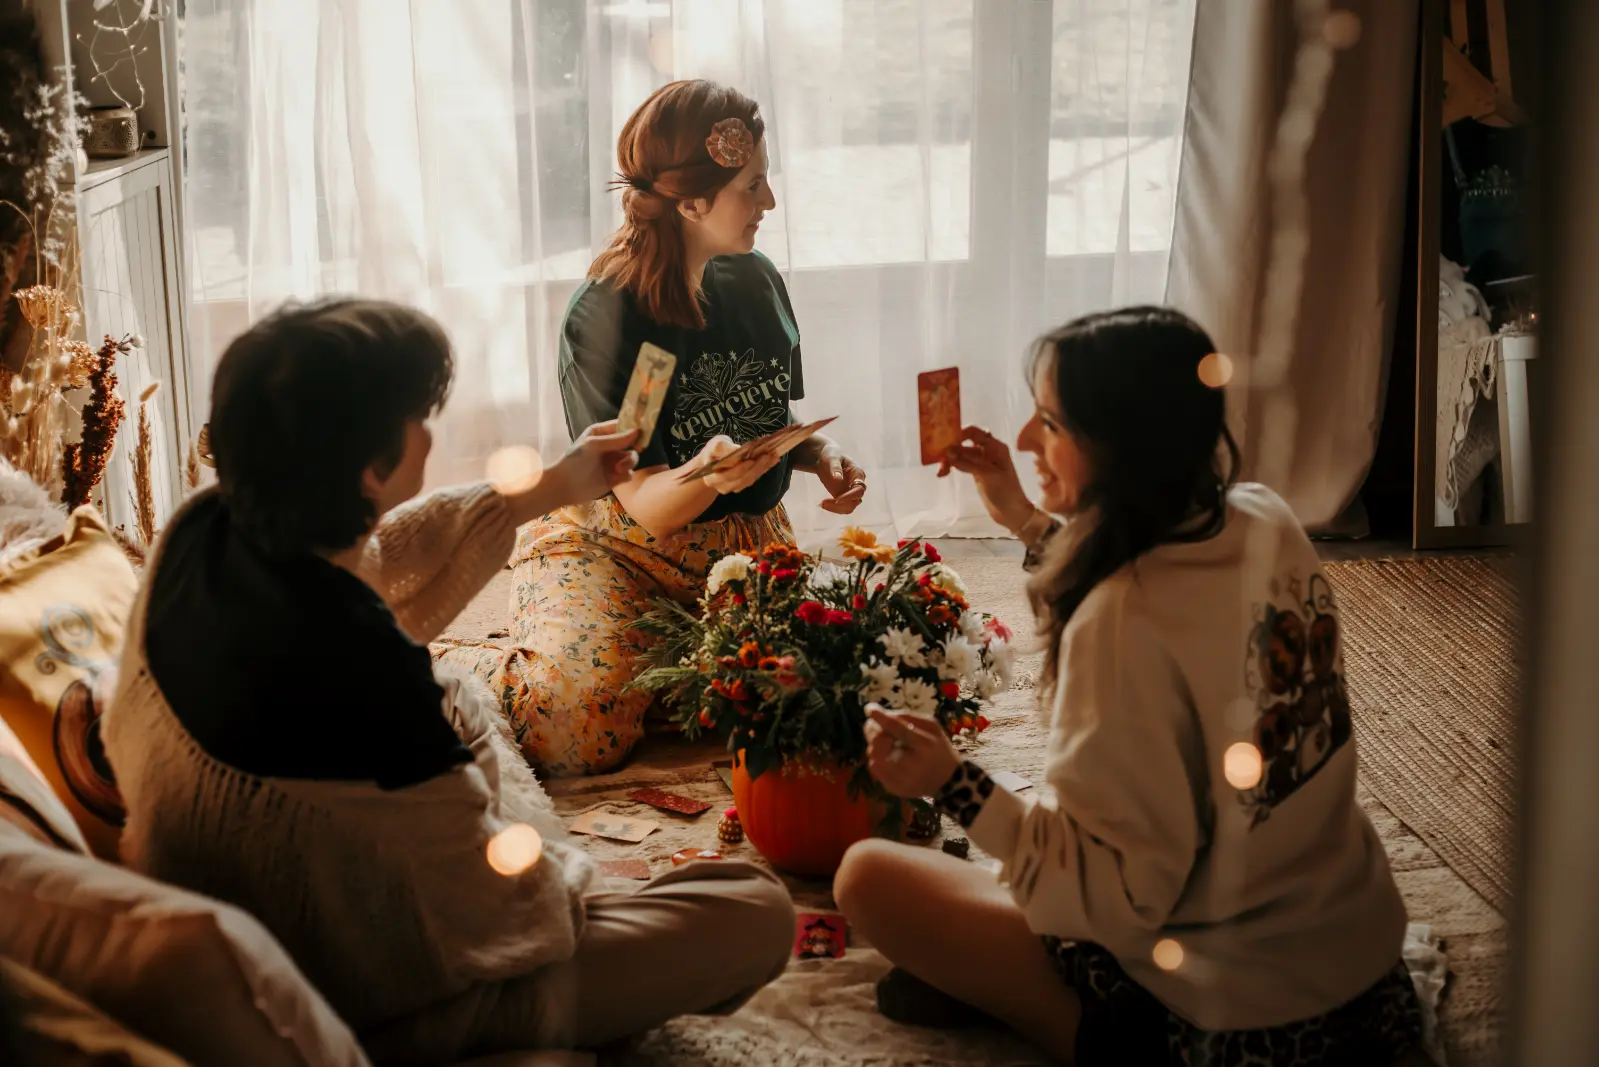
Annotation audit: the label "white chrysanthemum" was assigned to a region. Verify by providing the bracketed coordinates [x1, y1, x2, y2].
[808, 560, 849, 589]
[938, 635, 982, 681]
[858, 659, 901, 705]
[973, 670, 1001, 699]
[878, 627, 929, 669]
[706, 553, 753, 595]
[897, 677, 939, 718]
[927, 563, 967, 598]
[957, 611, 985, 642]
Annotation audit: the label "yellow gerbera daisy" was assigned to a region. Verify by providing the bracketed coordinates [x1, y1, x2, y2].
[839, 526, 895, 563]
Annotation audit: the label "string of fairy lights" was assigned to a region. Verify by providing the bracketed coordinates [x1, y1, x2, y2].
[75, 0, 167, 114]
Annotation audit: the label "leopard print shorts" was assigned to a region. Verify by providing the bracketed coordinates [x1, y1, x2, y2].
[1046, 939, 1423, 1067]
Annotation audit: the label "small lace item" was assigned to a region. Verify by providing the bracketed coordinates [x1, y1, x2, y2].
[705, 117, 755, 169]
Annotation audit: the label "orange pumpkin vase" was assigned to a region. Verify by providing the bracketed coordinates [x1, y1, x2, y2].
[731, 751, 883, 878]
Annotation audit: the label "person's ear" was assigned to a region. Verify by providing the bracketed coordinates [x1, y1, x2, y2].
[677, 197, 710, 224]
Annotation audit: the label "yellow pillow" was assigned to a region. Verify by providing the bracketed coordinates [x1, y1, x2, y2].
[0, 506, 138, 859]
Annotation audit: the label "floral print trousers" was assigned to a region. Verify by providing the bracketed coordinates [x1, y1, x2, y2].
[432, 496, 794, 777]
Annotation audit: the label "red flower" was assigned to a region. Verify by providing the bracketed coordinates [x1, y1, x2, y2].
[875, 583, 885, 594]
[852, 594, 867, 611]
[711, 678, 729, 697]
[984, 617, 1014, 643]
[795, 600, 828, 625]
[698, 708, 714, 727]
[733, 593, 746, 606]
[922, 543, 942, 563]
[898, 538, 915, 549]
[757, 561, 772, 576]
[917, 573, 932, 587]
[825, 609, 854, 626]
[976, 715, 991, 731]
[940, 680, 960, 699]
[729, 679, 753, 702]
[772, 568, 798, 581]
[928, 605, 954, 626]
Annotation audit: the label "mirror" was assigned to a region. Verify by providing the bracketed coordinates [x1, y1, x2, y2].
[1415, 0, 1536, 547]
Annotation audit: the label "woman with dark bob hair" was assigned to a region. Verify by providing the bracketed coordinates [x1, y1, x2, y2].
[103, 298, 795, 1061]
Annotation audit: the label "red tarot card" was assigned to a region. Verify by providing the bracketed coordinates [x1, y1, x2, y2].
[628, 788, 714, 816]
[794, 913, 848, 959]
[918, 368, 962, 465]
[595, 858, 652, 880]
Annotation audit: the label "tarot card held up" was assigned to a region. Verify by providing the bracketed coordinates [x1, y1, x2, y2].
[569, 810, 659, 843]
[677, 416, 838, 482]
[617, 342, 677, 449]
[918, 367, 961, 465]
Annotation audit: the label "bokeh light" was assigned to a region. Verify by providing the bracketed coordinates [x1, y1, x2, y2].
[486, 446, 544, 494]
[1197, 352, 1234, 389]
[1153, 938, 1185, 972]
[1322, 11, 1362, 50]
[486, 823, 543, 876]
[1223, 741, 1264, 790]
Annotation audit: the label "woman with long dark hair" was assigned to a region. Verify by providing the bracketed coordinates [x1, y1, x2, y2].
[436, 80, 866, 777]
[834, 307, 1423, 1066]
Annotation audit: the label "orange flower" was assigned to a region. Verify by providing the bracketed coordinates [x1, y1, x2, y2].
[738, 642, 761, 668]
[839, 526, 895, 563]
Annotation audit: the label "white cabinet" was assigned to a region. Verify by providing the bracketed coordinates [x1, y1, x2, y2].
[77, 148, 193, 531]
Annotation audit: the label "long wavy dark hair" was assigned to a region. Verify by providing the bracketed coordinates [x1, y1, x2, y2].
[1027, 306, 1241, 689]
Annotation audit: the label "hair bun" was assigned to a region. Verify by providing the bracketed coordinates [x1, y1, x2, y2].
[623, 187, 669, 222]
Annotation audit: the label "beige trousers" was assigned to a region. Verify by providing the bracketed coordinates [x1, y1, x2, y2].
[363, 860, 795, 1065]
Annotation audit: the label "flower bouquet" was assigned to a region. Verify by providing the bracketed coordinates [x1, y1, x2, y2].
[631, 528, 1015, 863]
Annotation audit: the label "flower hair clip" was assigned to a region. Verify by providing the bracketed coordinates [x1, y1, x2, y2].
[705, 117, 755, 169]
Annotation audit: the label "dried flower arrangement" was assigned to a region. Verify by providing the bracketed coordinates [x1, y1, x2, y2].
[1, 6, 101, 501]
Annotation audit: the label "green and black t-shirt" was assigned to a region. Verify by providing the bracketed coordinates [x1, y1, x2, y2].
[558, 250, 804, 523]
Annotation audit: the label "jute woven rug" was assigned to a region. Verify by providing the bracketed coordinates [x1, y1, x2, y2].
[1325, 558, 1521, 915]
[446, 554, 1509, 1066]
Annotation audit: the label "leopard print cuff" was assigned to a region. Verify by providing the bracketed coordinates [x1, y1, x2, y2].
[1021, 520, 1063, 573]
[935, 760, 995, 828]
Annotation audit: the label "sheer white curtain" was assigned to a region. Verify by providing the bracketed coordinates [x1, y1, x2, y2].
[179, 0, 1195, 543]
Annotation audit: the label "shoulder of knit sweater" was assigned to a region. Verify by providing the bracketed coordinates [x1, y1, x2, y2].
[359, 483, 517, 644]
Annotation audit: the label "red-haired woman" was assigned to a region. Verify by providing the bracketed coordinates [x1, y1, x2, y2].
[436, 80, 866, 776]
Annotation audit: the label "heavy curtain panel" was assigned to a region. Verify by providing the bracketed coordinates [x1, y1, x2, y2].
[1167, 0, 1419, 531]
[179, 0, 1196, 543]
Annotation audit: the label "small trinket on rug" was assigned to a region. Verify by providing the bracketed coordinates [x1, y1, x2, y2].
[671, 848, 723, 866]
[717, 806, 743, 844]
[794, 913, 847, 959]
[629, 787, 713, 816]
[905, 803, 939, 840]
[595, 858, 652, 880]
[941, 837, 970, 859]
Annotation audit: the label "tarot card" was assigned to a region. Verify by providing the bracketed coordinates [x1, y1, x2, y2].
[917, 367, 962, 465]
[595, 858, 652, 880]
[989, 770, 1033, 792]
[568, 810, 659, 843]
[617, 342, 677, 449]
[794, 913, 848, 959]
[677, 416, 839, 482]
[712, 760, 735, 792]
[628, 787, 713, 816]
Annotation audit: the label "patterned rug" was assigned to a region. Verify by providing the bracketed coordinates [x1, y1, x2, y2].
[446, 554, 1507, 1066]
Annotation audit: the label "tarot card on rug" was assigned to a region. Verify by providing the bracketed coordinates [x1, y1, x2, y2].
[617, 342, 677, 449]
[917, 367, 961, 465]
[989, 770, 1033, 792]
[594, 858, 652, 880]
[568, 810, 659, 843]
[628, 787, 713, 816]
[794, 913, 848, 960]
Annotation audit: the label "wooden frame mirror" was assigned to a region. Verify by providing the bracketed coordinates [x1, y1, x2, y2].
[1413, 0, 1536, 549]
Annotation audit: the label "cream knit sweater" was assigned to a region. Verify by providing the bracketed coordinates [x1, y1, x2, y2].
[102, 484, 594, 1038]
[967, 484, 1407, 1031]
